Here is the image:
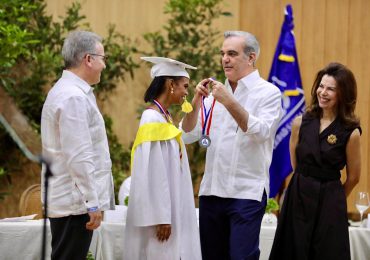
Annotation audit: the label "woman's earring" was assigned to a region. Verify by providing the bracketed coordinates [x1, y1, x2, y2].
[171, 87, 174, 94]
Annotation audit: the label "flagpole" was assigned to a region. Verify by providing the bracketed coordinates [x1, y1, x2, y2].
[268, 4, 305, 198]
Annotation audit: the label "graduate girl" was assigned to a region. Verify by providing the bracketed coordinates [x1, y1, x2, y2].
[123, 57, 202, 260]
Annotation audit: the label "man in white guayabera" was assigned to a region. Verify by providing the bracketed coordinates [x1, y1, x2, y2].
[181, 31, 282, 260]
[41, 30, 114, 259]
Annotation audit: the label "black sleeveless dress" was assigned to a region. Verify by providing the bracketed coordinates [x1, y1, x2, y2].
[269, 113, 361, 260]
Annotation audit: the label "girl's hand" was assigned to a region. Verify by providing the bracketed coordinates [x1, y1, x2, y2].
[156, 224, 171, 242]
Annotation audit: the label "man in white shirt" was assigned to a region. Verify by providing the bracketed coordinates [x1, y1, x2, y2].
[41, 31, 114, 259]
[182, 31, 282, 259]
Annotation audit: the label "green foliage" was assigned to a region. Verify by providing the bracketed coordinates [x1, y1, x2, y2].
[124, 196, 129, 206]
[96, 24, 139, 100]
[86, 251, 94, 260]
[0, 0, 137, 199]
[104, 116, 131, 202]
[143, 0, 231, 83]
[0, 168, 6, 178]
[0, 0, 39, 71]
[143, 0, 232, 193]
[1, 1, 87, 131]
[0, 124, 21, 199]
[265, 198, 279, 214]
[0, 167, 9, 200]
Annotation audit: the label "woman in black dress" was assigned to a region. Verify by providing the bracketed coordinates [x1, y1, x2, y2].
[269, 62, 361, 260]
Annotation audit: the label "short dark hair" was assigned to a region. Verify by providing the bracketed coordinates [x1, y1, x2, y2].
[307, 62, 359, 128]
[144, 76, 183, 103]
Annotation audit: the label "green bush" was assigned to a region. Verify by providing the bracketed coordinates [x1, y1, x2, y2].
[104, 116, 131, 200]
[0, 0, 39, 72]
[265, 198, 279, 214]
[86, 251, 94, 260]
[0, 0, 232, 203]
[0, 0, 137, 200]
[0, 167, 8, 200]
[124, 196, 129, 207]
[143, 0, 232, 193]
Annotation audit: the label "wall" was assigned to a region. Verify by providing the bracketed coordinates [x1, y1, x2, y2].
[44, 0, 370, 214]
[238, 0, 370, 215]
[45, 0, 239, 146]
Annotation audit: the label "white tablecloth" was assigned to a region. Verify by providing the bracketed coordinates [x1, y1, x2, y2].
[0, 219, 97, 260]
[1, 219, 369, 260]
[92, 223, 370, 260]
[0, 220, 52, 260]
[349, 227, 370, 260]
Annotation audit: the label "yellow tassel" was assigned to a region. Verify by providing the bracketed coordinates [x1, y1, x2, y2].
[181, 99, 193, 113]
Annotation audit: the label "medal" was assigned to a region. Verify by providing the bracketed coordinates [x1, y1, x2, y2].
[199, 93, 216, 149]
[199, 135, 211, 148]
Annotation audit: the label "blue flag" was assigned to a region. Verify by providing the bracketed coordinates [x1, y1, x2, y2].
[268, 4, 305, 198]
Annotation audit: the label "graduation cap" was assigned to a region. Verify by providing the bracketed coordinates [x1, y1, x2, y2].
[141, 56, 197, 79]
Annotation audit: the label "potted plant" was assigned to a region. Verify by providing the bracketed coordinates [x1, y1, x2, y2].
[262, 198, 279, 225]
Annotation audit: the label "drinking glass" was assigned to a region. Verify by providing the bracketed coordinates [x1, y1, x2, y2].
[355, 192, 370, 222]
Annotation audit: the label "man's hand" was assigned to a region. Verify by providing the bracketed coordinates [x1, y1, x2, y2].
[210, 79, 233, 105]
[194, 78, 212, 102]
[156, 224, 171, 242]
[86, 211, 102, 230]
[182, 78, 212, 132]
[210, 79, 249, 132]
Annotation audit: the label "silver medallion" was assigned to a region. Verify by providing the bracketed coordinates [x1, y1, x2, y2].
[199, 135, 211, 148]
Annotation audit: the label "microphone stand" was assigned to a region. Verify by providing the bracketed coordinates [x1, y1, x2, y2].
[0, 114, 52, 260]
[39, 156, 52, 260]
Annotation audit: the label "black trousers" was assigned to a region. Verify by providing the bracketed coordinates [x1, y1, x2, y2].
[49, 214, 93, 260]
[199, 192, 267, 260]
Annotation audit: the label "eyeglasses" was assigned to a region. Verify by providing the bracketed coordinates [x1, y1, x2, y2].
[88, 53, 108, 63]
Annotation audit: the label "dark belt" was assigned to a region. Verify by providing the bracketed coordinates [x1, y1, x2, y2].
[295, 164, 340, 181]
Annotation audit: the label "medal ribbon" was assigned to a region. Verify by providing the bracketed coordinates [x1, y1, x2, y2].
[153, 100, 173, 124]
[152, 100, 181, 158]
[201, 97, 216, 136]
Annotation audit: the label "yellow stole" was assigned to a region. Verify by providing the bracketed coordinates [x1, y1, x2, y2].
[130, 122, 183, 169]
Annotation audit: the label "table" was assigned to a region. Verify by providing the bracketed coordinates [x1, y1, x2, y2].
[0, 220, 52, 260]
[93, 222, 370, 260]
[1, 219, 369, 260]
[349, 227, 370, 260]
[92, 223, 276, 260]
[0, 219, 97, 260]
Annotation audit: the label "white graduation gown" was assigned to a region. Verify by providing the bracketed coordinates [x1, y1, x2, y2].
[123, 109, 202, 260]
